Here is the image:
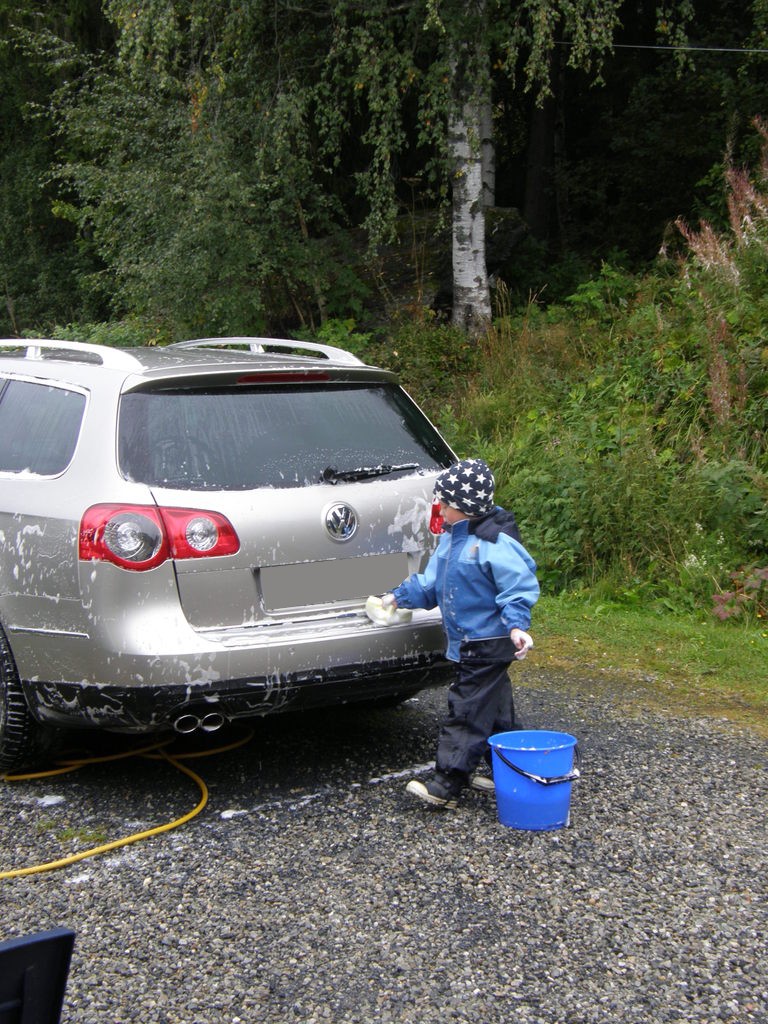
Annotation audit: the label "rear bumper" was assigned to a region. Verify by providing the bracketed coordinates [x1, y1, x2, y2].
[22, 652, 453, 733]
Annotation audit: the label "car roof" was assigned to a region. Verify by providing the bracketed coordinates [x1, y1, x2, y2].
[0, 337, 396, 389]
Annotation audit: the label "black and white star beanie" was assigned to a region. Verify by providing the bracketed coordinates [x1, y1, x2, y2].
[434, 459, 496, 517]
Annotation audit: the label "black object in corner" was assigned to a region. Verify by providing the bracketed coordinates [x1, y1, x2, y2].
[0, 928, 75, 1024]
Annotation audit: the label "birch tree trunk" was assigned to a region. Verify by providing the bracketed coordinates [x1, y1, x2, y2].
[449, 73, 492, 334]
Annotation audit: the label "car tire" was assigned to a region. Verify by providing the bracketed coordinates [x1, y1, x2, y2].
[0, 622, 54, 773]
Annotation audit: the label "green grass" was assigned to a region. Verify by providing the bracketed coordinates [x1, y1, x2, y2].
[527, 594, 768, 734]
[34, 818, 108, 846]
[56, 825, 108, 845]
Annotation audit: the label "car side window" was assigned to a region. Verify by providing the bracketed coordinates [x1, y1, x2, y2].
[0, 378, 86, 475]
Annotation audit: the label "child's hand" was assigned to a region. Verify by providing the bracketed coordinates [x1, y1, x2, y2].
[365, 594, 411, 626]
[510, 628, 533, 659]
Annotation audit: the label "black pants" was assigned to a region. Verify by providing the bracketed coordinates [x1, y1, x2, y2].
[435, 637, 517, 790]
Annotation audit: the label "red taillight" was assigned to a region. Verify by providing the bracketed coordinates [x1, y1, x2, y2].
[429, 502, 445, 535]
[79, 504, 240, 571]
[159, 507, 239, 559]
[79, 505, 168, 570]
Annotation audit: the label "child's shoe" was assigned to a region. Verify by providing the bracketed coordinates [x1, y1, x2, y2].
[405, 777, 460, 809]
[469, 772, 495, 795]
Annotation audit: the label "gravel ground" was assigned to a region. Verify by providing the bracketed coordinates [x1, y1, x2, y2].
[1, 667, 766, 1024]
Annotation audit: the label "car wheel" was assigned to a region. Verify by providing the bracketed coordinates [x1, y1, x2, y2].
[0, 623, 51, 773]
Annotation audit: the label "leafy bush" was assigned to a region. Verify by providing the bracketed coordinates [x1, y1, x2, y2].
[306, 318, 373, 357]
[44, 318, 168, 347]
[564, 259, 638, 325]
[362, 314, 478, 429]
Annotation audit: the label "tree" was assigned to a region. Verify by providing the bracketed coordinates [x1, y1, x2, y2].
[0, 0, 112, 335]
[16, 0, 767, 337]
[447, 1, 493, 331]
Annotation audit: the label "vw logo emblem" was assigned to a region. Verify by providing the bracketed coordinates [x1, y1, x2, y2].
[325, 503, 358, 542]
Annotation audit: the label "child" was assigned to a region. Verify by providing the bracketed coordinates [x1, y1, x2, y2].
[384, 458, 539, 809]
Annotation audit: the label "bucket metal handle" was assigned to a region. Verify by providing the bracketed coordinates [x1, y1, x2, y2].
[493, 745, 581, 787]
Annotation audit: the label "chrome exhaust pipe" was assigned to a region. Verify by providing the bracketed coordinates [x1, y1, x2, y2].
[172, 710, 226, 734]
[173, 713, 200, 735]
[200, 712, 225, 733]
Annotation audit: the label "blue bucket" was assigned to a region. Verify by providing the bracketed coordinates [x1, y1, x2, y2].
[489, 730, 579, 831]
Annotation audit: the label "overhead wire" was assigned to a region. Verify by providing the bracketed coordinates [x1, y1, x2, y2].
[612, 43, 768, 55]
[555, 40, 768, 56]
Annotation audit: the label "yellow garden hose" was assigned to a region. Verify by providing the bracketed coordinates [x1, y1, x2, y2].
[0, 730, 252, 880]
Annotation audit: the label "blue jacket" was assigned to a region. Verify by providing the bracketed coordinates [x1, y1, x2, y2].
[392, 514, 540, 662]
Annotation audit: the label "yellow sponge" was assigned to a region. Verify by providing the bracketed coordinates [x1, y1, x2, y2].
[365, 595, 413, 626]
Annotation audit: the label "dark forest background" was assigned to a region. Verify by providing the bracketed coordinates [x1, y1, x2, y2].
[2, 0, 767, 337]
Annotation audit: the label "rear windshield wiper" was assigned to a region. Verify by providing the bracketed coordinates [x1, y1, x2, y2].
[321, 462, 420, 484]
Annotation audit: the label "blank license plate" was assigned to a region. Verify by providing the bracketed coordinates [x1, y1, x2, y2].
[260, 553, 409, 611]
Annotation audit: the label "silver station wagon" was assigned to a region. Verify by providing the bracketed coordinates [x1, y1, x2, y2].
[0, 338, 455, 770]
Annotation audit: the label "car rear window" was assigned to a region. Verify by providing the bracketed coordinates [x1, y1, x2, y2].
[118, 383, 454, 490]
[0, 379, 86, 475]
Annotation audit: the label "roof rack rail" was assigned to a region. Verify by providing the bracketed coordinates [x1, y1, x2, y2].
[170, 336, 364, 367]
[0, 338, 143, 370]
